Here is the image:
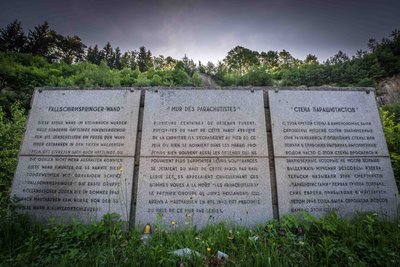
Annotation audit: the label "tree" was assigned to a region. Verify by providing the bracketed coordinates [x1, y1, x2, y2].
[223, 46, 259, 75]
[198, 61, 206, 73]
[86, 45, 103, 65]
[137, 46, 152, 72]
[26, 21, 57, 61]
[113, 47, 122, 69]
[153, 55, 166, 70]
[325, 50, 349, 65]
[205, 61, 216, 75]
[102, 42, 114, 68]
[181, 54, 196, 76]
[278, 49, 296, 68]
[0, 20, 26, 52]
[165, 56, 176, 70]
[373, 30, 400, 77]
[304, 54, 318, 64]
[55, 35, 87, 64]
[121, 51, 137, 69]
[146, 49, 153, 69]
[259, 51, 279, 69]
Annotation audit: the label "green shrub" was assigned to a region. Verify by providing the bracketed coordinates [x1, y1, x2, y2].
[0, 102, 26, 206]
[380, 108, 400, 188]
[382, 104, 400, 123]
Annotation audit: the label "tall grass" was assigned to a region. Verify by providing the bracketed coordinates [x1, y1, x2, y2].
[0, 211, 399, 266]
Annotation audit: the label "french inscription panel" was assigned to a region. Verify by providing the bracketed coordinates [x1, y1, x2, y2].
[275, 157, 398, 218]
[136, 89, 273, 227]
[12, 156, 134, 222]
[141, 90, 268, 157]
[135, 157, 273, 227]
[21, 89, 141, 156]
[269, 90, 389, 157]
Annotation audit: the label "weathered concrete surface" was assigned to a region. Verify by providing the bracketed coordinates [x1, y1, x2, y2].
[12, 156, 135, 223]
[20, 89, 141, 156]
[136, 89, 273, 227]
[135, 157, 272, 227]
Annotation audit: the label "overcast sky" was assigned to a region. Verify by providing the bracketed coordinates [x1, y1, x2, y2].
[1, 0, 399, 63]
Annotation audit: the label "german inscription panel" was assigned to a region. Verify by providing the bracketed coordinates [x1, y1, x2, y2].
[275, 157, 398, 218]
[12, 156, 134, 222]
[20, 89, 141, 156]
[140, 90, 268, 157]
[136, 90, 273, 227]
[135, 157, 272, 227]
[269, 90, 398, 219]
[13, 88, 140, 223]
[269, 90, 389, 157]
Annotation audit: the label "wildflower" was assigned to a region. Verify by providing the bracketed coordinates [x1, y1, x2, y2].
[207, 247, 212, 253]
[170, 220, 177, 231]
[298, 241, 305, 246]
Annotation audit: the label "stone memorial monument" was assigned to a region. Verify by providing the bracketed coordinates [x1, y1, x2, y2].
[11, 87, 398, 226]
[11, 88, 141, 223]
[269, 89, 398, 219]
[135, 89, 274, 227]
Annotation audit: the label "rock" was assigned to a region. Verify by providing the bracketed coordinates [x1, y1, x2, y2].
[376, 74, 400, 106]
[198, 73, 220, 88]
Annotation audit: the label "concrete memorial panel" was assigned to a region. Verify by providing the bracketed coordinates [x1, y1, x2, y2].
[12, 156, 134, 222]
[269, 90, 398, 219]
[140, 90, 268, 157]
[20, 89, 140, 156]
[12, 89, 140, 223]
[136, 90, 273, 227]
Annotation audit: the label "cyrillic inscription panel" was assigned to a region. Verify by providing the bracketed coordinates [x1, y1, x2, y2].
[269, 90, 398, 219]
[269, 90, 389, 157]
[275, 157, 398, 218]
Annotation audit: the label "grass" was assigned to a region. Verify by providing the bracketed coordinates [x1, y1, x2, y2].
[0, 210, 399, 267]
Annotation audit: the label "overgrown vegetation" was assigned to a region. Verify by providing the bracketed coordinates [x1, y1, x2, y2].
[0, 102, 26, 211]
[381, 105, 400, 187]
[0, 211, 399, 266]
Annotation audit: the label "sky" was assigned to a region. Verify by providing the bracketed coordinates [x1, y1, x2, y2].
[0, 0, 399, 63]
